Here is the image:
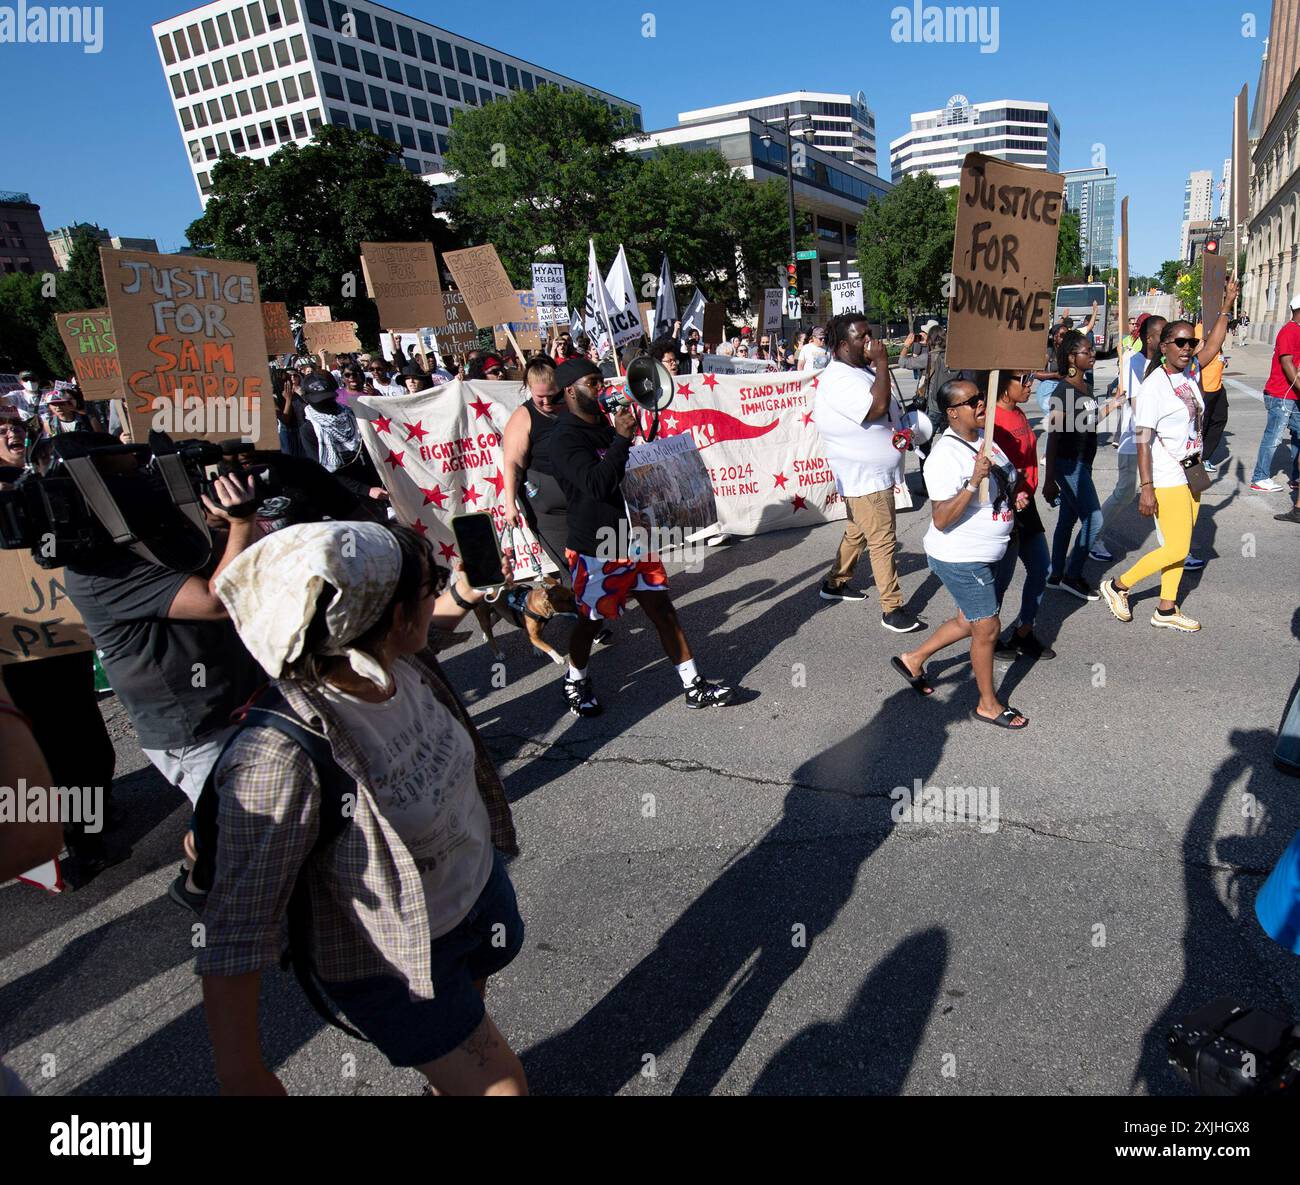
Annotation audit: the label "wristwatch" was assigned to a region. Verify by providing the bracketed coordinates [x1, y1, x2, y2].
[963, 479, 977, 493]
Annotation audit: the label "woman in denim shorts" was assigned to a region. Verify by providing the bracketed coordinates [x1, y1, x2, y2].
[892, 379, 1028, 730]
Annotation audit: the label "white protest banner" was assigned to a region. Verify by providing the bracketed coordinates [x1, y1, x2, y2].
[699, 354, 778, 374]
[615, 368, 848, 536]
[830, 279, 864, 315]
[355, 382, 557, 582]
[531, 263, 568, 327]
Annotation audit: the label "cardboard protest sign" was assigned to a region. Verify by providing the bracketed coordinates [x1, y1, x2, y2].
[361, 242, 446, 330]
[442, 245, 520, 329]
[493, 291, 541, 352]
[639, 301, 654, 336]
[1202, 250, 1228, 327]
[1233, 85, 1249, 230]
[304, 305, 332, 322]
[261, 301, 295, 355]
[623, 434, 719, 542]
[0, 554, 92, 665]
[946, 153, 1064, 372]
[101, 247, 276, 447]
[303, 320, 362, 354]
[531, 263, 568, 326]
[703, 301, 725, 346]
[830, 279, 864, 315]
[55, 309, 121, 400]
[433, 291, 482, 356]
[763, 289, 783, 335]
[354, 382, 557, 582]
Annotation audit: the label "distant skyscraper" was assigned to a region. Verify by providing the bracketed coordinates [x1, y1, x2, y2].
[890, 95, 1060, 188]
[1180, 168, 1214, 259]
[1062, 167, 1117, 273]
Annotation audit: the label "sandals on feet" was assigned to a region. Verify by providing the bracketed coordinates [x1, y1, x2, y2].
[971, 707, 1028, 730]
[891, 655, 933, 697]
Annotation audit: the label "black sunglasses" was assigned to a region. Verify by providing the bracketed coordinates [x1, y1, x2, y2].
[948, 396, 983, 411]
[1169, 336, 1200, 349]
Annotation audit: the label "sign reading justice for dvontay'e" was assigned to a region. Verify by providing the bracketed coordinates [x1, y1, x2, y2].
[100, 247, 277, 446]
[361, 242, 446, 330]
[946, 153, 1064, 372]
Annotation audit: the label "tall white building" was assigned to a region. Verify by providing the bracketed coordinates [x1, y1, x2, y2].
[1179, 169, 1214, 260]
[677, 91, 878, 174]
[1218, 156, 1232, 221]
[889, 95, 1060, 188]
[152, 0, 641, 202]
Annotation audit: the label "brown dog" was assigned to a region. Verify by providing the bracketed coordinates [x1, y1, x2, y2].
[472, 577, 578, 665]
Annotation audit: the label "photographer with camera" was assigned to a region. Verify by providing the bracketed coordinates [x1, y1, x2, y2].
[548, 357, 734, 716]
[61, 455, 265, 904]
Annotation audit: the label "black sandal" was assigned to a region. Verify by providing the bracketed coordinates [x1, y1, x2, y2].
[891, 655, 933, 697]
[971, 707, 1028, 730]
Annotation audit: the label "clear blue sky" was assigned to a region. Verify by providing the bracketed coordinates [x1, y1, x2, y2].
[1, 0, 1267, 273]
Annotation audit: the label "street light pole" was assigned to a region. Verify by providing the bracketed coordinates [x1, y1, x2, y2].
[784, 105, 798, 264]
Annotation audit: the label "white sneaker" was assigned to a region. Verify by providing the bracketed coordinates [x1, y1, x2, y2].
[1251, 479, 1286, 493]
[1088, 541, 1113, 562]
[1151, 606, 1200, 632]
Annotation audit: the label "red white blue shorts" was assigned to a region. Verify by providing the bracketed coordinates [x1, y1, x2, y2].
[566, 550, 669, 620]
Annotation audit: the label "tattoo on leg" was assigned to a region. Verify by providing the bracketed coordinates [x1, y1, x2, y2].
[461, 1019, 500, 1069]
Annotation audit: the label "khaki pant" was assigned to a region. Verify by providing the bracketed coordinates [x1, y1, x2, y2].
[825, 489, 903, 612]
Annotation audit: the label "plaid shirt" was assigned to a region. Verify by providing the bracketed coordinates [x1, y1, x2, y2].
[194, 648, 517, 998]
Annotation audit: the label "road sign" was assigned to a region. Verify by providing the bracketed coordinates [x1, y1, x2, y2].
[795, 250, 818, 261]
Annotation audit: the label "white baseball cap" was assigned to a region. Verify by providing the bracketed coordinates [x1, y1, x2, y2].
[920, 319, 939, 333]
[1290, 293, 1300, 310]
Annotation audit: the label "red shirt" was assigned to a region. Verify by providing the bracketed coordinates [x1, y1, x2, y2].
[994, 404, 1038, 495]
[1265, 319, 1300, 400]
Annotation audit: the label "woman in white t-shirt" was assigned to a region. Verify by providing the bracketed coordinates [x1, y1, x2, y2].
[893, 379, 1028, 730]
[1100, 300, 1236, 633]
[797, 326, 830, 370]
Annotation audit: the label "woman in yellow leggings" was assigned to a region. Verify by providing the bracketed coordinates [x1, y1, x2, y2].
[1099, 297, 1236, 632]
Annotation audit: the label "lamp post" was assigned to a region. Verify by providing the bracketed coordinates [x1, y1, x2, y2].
[760, 108, 815, 328]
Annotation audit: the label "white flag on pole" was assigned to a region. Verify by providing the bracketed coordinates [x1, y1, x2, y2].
[603, 245, 645, 349]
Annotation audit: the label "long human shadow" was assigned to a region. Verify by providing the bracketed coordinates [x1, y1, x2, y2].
[519, 687, 959, 1095]
[750, 926, 949, 1094]
[1131, 725, 1300, 1094]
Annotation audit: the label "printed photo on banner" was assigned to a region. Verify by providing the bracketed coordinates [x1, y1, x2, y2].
[621, 433, 719, 554]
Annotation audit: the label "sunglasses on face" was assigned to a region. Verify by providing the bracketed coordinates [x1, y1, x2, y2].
[485, 367, 504, 376]
[948, 397, 983, 411]
[1169, 337, 1200, 349]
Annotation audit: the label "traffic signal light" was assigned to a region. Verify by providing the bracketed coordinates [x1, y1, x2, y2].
[1205, 238, 1219, 254]
[787, 262, 798, 298]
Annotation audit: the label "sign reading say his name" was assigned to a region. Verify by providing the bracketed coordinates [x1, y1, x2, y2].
[0, 553, 92, 665]
[361, 242, 446, 330]
[261, 301, 296, 355]
[946, 153, 1064, 371]
[101, 247, 277, 446]
[442, 245, 521, 329]
[55, 308, 121, 400]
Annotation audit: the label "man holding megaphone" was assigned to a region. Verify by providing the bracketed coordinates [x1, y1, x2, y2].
[547, 357, 736, 717]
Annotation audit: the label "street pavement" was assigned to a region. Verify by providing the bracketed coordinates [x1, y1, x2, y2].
[3, 341, 1298, 1096]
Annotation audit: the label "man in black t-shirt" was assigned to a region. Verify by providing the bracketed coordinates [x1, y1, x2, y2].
[546, 358, 735, 717]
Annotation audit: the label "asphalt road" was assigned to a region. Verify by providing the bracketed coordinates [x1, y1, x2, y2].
[3, 341, 1298, 1096]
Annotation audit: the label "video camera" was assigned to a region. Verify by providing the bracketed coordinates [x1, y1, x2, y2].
[1167, 997, 1300, 1095]
[0, 431, 309, 572]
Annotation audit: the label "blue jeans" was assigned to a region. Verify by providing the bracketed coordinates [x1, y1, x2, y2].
[1051, 456, 1103, 581]
[1250, 395, 1300, 483]
[1036, 378, 1060, 416]
[995, 527, 1050, 628]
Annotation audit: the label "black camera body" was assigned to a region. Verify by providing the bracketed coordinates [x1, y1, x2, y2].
[1168, 997, 1300, 1095]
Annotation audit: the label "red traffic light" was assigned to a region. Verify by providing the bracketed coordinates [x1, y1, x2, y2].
[1205, 239, 1219, 254]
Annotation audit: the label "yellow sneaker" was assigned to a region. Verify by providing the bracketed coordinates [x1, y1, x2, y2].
[1151, 606, 1200, 632]
[1099, 578, 1132, 623]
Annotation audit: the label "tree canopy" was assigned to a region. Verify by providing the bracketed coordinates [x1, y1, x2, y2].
[187, 125, 447, 343]
[1157, 259, 1183, 293]
[855, 172, 953, 326]
[1056, 208, 1083, 277]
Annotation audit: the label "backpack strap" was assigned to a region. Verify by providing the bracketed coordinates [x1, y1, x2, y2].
[193, 686, 369, 1043]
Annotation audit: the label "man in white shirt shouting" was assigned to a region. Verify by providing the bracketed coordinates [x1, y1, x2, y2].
[812, 314, 923, 633]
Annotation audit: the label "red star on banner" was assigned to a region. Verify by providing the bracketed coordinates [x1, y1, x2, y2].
[384, 449, 405, 469]
[486, 468, 505, 497]
[403, 420, 427, 442]
[773, 472, 789, 489]
[410, 519, 428, 537]
[801, 410, 814, 427]
[676, 381, 693, 401]
[462, 483, 481, 506]
[373, 415, 392, 435]
[791, 494, 808, 512]
[420, 485, 448, 509]
[468, 396, 493, 421]
[810, 375, 820, 390]
[438, 542, 457, 562]
[702, 373, 718, 390]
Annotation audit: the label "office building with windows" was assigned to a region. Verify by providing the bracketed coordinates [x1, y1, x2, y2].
[889, 95, 1060, 188]
[676, 91, 879, 175]
[0, 192, 58, 275]
[47, 224, 160, 270]
[1179, 168, 1214, 260]
[152, 1, 641, 202]
[1062, 167, 1117, 273]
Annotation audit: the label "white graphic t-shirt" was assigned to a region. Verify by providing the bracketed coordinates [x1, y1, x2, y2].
[1134, 366, 1203, 488]
[322, 662, 493, 937]
[922, 430, 1017, 564]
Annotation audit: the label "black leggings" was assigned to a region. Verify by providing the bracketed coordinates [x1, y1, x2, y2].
[1202, 387, 1228, 465]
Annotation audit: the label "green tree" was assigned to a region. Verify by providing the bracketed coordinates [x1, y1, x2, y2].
[1056, 208, 1083, 277]
[56, 229, 109, 313]
[186, 125, 446, 343]
[1156, 259, 1183, 292]
[1174, 259, 1203, 318]
[0, 272, 65, 378]
[855, 172, 952, 328]
[443, 86, 636, 287]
